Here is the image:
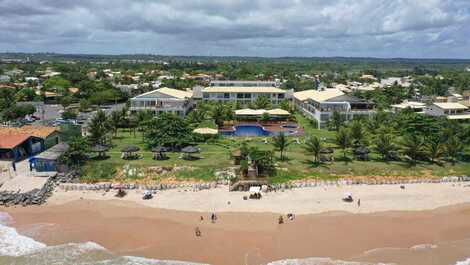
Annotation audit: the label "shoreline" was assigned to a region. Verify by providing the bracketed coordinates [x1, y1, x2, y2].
[3, 199, 470, 265]
[2, 182, 470, 264]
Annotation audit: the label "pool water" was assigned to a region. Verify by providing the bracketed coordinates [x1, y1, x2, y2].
[222, 125, 272, 137]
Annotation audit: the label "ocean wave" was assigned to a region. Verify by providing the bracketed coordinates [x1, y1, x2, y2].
[266, 257, 393, 265]
[0, 212, 208, 265]
[456, 258, 470, 265]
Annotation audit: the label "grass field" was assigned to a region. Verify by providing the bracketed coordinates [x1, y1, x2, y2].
[83, 114, 470, 183]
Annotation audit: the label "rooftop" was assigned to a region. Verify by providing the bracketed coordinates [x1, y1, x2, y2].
[433, 102, 468, 110]
[0, 126, 58, 139]
[203, 86, 285, 93]
[133, 87, 193, 100]
[293, 89, 344, 102]
[0, 134, 31, 149]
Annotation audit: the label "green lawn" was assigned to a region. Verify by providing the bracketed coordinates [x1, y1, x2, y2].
[83, 117, 470, 183]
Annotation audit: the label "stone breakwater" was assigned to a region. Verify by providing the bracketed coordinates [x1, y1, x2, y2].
[58, 176, 470, 192]
[0, 171, 78, 207]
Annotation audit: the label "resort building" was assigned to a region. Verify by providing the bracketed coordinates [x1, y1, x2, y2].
[294, 89, 375, 128]
[390, 101, 426, 113]
[209, 80, 280, 87]
[198, 86, 293, 105]
[425, 102, 470, 120]
[130, 87, 194, 116]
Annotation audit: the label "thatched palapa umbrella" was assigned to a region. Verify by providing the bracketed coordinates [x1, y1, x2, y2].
[181, 146, 200, 160]
[91, 144, 109, 157]
[121, 145, 140, 159]
[152, 146, 169, 160]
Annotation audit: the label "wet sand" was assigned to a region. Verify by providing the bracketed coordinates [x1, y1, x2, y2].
[4, 200, 470, 265]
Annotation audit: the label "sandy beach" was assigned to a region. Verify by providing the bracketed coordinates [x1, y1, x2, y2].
[49, 182, 470, 214]
[2, 182, 470, 265]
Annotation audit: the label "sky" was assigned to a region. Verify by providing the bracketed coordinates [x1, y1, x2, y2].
[1, 0, 470, 58]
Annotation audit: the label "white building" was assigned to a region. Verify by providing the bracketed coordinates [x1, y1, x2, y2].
[198, 86, 293, 105]
[294, 89, 376, 128]
[390, 101, 426, 113]
[209, 80, 280, 88]
[130, 87, 194, 117]
[425, 102, 470, 120]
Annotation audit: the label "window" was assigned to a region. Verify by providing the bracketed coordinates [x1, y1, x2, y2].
[244, 93, 251, 98]
[203, 93, 209, 99]
[237, 93, 244, 99]
[224, 93, 230, 99]
[278, 93, 285, 99]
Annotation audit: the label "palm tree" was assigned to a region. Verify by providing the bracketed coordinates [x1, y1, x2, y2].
[330, 111, 344, 131]
[425, 138, 445, 163]
[88, 110, 111, 146]
[445, 136, 463, 165]
[254, 96, 271, 110]
[211, 103, 231, 128]
[401, 134, 425, 164]
[109, 110, 123, 136]
[374, 131, 396, 161]
[350, 120, 365, 146]
[336, 127, 351, 159]
[272, 132, 291, 160]
[303, 135, 322, 163]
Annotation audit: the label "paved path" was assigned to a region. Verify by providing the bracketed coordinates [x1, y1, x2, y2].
[0, 160, 50, 192]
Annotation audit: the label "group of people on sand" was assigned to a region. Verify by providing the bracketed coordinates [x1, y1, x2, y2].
[278, 213, 295, 224]
[195, 213, 218, 237]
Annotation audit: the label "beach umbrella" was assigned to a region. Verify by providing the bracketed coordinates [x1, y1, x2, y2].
[320, 147, 334, 154]
[121, 145, 140, 153]
[152, 146, 168, 153]
[181, 146, 199, 153]
[91, 144, 109, 157]
[193, 128, 218, 135]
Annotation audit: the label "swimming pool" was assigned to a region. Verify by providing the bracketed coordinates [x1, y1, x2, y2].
[221, 125, 272, 137]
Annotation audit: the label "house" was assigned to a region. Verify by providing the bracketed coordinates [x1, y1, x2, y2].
[425, 102, 470, 120]
[0, 134, 44, 161]
[29, 143, 69, 172]
[130, 87, 194, 116]
[294, 89, 375, 128]
[380, 77, 412, 88]
[390, 101, 426, 113]
[198, 86, 293, 106]
[0, 75, 11, 83]
[209, 80, 280, 88]
[0, 126, 60, 149]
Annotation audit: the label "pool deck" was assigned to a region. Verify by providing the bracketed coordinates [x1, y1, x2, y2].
[219, 121, 304, 136]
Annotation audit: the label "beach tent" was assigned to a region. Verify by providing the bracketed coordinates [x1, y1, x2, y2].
[266, 109, 290, 116]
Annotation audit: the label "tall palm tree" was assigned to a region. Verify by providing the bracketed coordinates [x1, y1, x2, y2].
[336, 127, 351, 159]
[425, 138, 445, 163]
[445, 136, 463, 165]
[401, 134, 425, 164]
[350, 120, 365, 146]
[374, 131, 396, 161]
[272, 132, 291, 160]
[303, 135, 322, 163]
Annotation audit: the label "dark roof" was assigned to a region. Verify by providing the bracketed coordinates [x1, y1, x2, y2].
[152, 146, 168, 152]
[181, 146, 199, 153]
[34, 143, 69, 160]
[121, 145, 140, 152]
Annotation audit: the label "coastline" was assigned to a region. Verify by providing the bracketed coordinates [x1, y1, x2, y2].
[2, 182, 470, 265]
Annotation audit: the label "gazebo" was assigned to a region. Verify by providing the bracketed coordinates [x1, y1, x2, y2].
[121, 145, 140, 160]
[91, 144, 109, 158]
[152, 146, 169, 160]
[181, 146, 200, 160]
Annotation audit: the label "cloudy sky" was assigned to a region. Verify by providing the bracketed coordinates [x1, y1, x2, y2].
[1, 0, 469, 58]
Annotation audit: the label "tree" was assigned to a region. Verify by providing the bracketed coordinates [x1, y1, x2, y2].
[350, 120, 365, 146]
[253, 96, 271, 109]
[61, 110, 77, 120]
[330, 111, 344, 131]
[336, 127, 351, 159]
[109, 110, 123, 136]
[374, 129, 396, 161]
[59, 136, 89, 167]
[145, 112, 194, 149]
[401, 134, 425, 164]
[445, 136, 463, 165]
[279, 99, 292, 112]
[2, 104, 36, 121]
[79, 98, 91, 112]
[211, 102, 231, 128]
[425, 138, 445, 163]
[272, 132, 291, 160]
[303, 135, 322, 163]
[87, 110, 110, 145]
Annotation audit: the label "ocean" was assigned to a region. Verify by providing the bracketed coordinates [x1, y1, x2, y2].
[1, 211, 469, 265]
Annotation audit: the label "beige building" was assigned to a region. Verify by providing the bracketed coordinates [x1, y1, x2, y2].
[130, 87, 194, 117]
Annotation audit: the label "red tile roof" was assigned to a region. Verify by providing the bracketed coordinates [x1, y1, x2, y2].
[0, 134, 31, 149]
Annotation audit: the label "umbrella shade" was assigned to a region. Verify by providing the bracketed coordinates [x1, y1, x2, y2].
[121, 145, 140, 153]
[320, 147, 334, 154]
[181, 146, 199, 153]
[91, 144, 109, 153]
[193, 128, 218, 135]
[152, 146, 168, 153]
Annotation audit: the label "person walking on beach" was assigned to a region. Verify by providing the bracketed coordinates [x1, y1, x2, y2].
[200, 216, 204, 222]
[12, 161, 16, 172]
[278, 215, 284, 224]
[358, 199, 361, 207]
[195, 227, 201, 237]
